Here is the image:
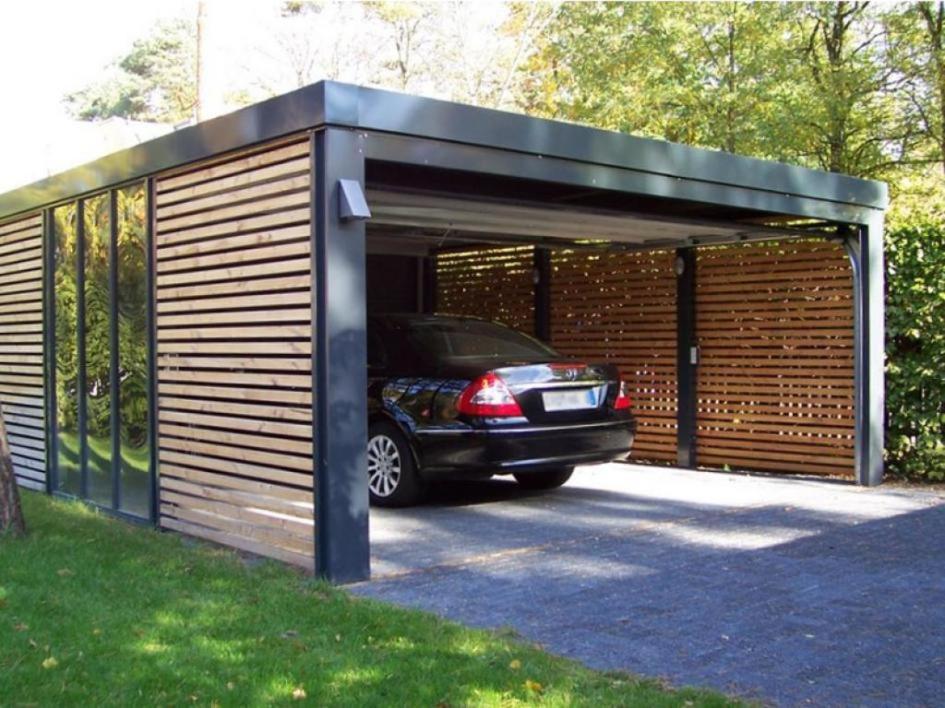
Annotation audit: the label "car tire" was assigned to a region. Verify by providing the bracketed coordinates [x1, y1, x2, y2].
[513, 466, 574, 490]
[367, 422, 425, 507]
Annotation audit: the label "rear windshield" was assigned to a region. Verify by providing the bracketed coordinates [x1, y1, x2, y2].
[405, 319, 558, 362]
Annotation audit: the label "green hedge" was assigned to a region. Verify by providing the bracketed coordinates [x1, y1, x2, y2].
[885, 223, 945, 480]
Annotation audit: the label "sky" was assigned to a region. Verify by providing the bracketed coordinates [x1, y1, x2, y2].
[2, 1, 193, 131]
[0, 1, 192, 189]
[0, 0, 515, 192]
[0, 0, 288, 191]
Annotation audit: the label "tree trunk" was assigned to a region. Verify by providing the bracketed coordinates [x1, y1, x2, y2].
[196, 0, 207, 122]
[0, 409, 27, 537]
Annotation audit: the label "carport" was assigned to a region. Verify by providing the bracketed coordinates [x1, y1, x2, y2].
[0, 82, 886, 583]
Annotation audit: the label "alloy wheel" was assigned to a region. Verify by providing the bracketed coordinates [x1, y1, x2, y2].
[367, 433, 402, 497]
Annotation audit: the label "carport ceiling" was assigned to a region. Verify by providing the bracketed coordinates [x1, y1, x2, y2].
[367, 189, 822, 249]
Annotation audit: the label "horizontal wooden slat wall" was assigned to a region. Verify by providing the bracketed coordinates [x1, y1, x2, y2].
[550, 250, 678, 463]
[695, 239, 855, 476]
[155, 137, 315, 569]
[0, 213, 45, 491]
[435, 246, 536, 334]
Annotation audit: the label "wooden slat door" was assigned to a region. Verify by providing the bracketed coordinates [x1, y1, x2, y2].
[0, 213, 45, 490]
[154, 137, 315, 569]
[550, 250, 678, 463]
[695, 240, 855, 476]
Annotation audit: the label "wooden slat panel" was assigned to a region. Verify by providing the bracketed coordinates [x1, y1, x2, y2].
[437, 246, 679, 464]
[157, 191, 310, 234]
[157, 273, 311, 302]
[160, 464, 312, 502]
[156, 254, 310, 288]
[550, 249, 678, 464]
[162, 476, 310, 518]
[159, 396, 311, 422]
[0, 213, 45, 489]
[159, 449, 312, 489]
[158, 156, 311, 206]
[157, 140, 309, 193]
[162, 517, 313, 570]
[157, 239, 310, 275]
[155, 138, 315, 568]
[696, 239, 854, 477]
[157, 223, 310, 263]
[156, 174, 310, 220]
[436, 246, 536, 334]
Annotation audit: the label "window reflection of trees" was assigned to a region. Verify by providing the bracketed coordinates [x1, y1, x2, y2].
[84, 194, 112, 505]
[117, 185, 149, 517]
[52, 183, 150, 517]
[54, 204, 79, 495]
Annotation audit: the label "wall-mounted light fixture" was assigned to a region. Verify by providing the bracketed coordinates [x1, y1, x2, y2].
[338, 179, 371, 221]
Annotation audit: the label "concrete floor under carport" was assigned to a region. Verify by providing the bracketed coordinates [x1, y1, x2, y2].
[352, 464, 945, 705]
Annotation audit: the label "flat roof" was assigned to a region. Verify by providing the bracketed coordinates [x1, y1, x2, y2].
[0, 81, 887, 222]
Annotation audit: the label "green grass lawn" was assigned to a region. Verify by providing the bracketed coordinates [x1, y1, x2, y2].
[0, 494, 737, 707]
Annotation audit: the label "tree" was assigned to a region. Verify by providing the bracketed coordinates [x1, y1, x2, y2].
[887, 1, 945, 175]
[431, 1, 557, 110]
[64, 19, 197, 124]
[0, 410, 26, 537]
[527, 2, 799, 157]
[789, 2, 916, 178]
[266, 1, 376, 88]
[364, 1, 436, 90]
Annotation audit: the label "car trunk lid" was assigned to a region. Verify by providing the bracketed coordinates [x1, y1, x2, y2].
[494, 361, 618, 424]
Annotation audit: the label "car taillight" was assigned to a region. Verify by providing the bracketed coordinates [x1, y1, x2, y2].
[613, 380, 632, 410]
[457, 372, 523, 417]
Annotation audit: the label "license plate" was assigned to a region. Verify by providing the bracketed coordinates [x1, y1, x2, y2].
[542, 388, 598, 412]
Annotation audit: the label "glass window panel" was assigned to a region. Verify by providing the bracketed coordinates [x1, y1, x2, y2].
[116, 185, 150, 518]
[54, 203, 80, 495]
[83, 194, 113, 506]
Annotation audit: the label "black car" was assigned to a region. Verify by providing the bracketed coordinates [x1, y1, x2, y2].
[366, 314, 636, 506]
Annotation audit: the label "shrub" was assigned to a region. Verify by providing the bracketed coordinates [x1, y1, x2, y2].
[885, 223, 945, 480]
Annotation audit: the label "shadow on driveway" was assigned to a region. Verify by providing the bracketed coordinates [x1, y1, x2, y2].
[353, 464, 945, 706]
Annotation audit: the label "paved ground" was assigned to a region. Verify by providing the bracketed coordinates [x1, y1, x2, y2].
[351, 464, 945, 706]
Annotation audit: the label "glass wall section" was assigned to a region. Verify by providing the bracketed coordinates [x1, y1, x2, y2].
[83, 194, 113, 506]
[50, 184, 151, 519]
[116, 185, 150, 517]
[53, 204, 80, 495]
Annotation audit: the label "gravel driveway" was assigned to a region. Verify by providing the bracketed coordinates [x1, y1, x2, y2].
[351, 464, 945, 706]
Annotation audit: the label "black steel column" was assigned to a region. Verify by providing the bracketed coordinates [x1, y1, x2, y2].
[146, 178, 159, 524]
[312, 128, 370, 583]
[676, 248, 697, 468]
[76, 201, 88, 498]
[109, 191, 121, 510]
[848, 214, 885, 486]
[42, 209, 57, 494]
[534, 248, 551, 342]
[422, 255, 437, 314]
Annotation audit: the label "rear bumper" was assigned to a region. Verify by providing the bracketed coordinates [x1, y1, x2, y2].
[414, 418, 636, 479]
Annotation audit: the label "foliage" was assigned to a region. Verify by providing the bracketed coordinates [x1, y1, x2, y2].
[0, 494, 736, 706]
[525, 2, 800, 157]
[51, 185, 149, 497]
[53, 205, 78, 434]
[64, 19, 197, 123]
[363, 1, 436, 89]
[530, 2, 921, 179]
[784, 2, 918, 178]
[885, 2, 945, 172]
[886, 217, 945, 480]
